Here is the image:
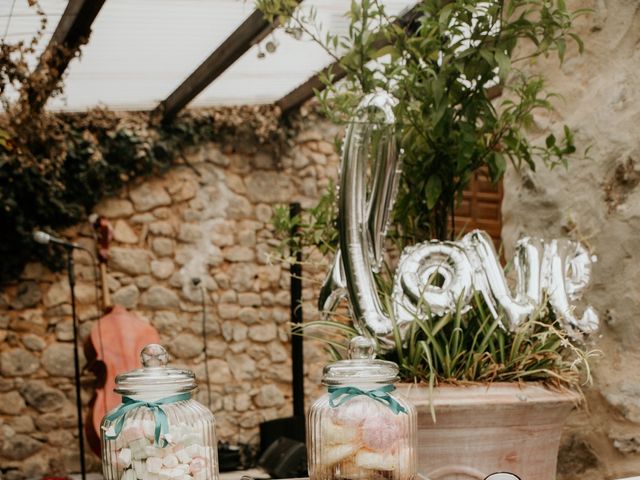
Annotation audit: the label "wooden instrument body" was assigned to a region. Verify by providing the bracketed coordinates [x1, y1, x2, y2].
[85, 217, 161, 456]
[87, 305, 160, 442]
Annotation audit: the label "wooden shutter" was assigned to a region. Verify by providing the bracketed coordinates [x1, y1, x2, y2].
[454, 167, 503, 248]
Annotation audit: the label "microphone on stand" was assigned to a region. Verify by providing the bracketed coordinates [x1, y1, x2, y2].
[33, 230, 80, 249]
[31, 228, 87, 480]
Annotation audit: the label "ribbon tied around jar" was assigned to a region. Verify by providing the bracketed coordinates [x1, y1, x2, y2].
[328, 385, 407, 415]
[103, 392, 191, 447]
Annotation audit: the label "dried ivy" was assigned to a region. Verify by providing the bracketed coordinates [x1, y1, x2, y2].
[0, 3, 290, 284]
[1, 105, 290, 284]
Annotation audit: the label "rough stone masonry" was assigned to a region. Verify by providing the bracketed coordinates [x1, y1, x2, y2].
[0, 118, 338, 478]
[502, 0, 640, 478]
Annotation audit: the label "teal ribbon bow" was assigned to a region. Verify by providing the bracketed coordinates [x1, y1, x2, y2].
[104, 392, 190, 447]
[328, 384, 407, 415]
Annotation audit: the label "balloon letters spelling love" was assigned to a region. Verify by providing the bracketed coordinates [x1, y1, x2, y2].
[392, 230, 599, 336]
[319, 91, 599, 344]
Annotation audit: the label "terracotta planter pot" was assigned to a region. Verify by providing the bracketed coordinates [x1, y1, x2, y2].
[399, 382, 580, 480]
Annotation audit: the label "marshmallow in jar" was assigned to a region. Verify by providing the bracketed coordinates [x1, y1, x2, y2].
[101, 344, 218, 480]
[308, 337, 417, 480]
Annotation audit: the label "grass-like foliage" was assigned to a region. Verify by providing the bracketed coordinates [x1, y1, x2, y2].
[296, 292, 595, 392]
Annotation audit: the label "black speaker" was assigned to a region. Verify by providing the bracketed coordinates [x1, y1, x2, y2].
[258, 437, 307, 479]
[218, 443, 241, 472]
[259, 416, 305, 453]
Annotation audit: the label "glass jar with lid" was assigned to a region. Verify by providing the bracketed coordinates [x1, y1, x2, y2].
[308, 336, 417, 480]
[101, 344, 218, 480]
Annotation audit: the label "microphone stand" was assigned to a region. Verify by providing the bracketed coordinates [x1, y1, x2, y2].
[65, 245, 87, 480]
[289, 203, 304, 423]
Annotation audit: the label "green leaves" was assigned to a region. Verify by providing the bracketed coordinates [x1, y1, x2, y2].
[271, 180, 339, 257]
[546, 133, 557, 149]
[494, 50, 511, 82]
[438, 3, 455, 30]
[255, 0, 586, 241]
[488, 151, 506, 181]
[302, 291, 593, 389]
[371, 44, 400, 60]
[426, 175, 442, 209]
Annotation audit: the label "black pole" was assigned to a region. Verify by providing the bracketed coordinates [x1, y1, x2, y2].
[290, 203, 304, 419]
[67, 247, 87, 480]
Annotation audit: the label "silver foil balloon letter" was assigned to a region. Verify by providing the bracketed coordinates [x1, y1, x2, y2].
[318, 91, 400, 335]
[540, 239, 599, 333]
[462, 231, 538, 329]
[392, 230, 599, 335]
[392, 242, 473, 326]
[318, 91, 598, 342]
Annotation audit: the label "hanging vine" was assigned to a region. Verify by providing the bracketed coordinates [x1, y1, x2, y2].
[0, 3, 290, 284]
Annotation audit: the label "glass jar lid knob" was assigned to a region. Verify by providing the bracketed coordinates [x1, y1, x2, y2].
[322, 335, 399, 385]
[141, 344, 169, 368]
[348, 335, 376, 359]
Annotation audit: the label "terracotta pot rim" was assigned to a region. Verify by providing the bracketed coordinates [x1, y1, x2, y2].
[397, 380, 582, 406]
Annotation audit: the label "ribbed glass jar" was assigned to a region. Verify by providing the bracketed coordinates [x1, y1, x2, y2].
[101, 344, 218, 480]
[307, 337, 417, 480]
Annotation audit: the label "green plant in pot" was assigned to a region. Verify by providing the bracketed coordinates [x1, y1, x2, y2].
[261, 1, 597, 479]
[260, 0, 583, 241]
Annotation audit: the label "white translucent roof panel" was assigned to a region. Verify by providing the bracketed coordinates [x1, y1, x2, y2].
[192, 0, 416, 107]
[48, 0, 254, 111]
[2, 0, 415, 112]
[1, 0, 65, 65]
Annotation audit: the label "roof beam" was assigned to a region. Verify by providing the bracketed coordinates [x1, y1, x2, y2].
[276, 6, 421, 115]
[155, 8, 295, 124]
[276, 58, 346, 115]
[22, 0, 105, 113]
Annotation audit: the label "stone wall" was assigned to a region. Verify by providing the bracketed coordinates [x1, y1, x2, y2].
[501, 1, 640, 478]
[0, 119, 339, 478]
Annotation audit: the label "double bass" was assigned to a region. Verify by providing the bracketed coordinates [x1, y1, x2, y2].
[85, 216, 160, 456]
